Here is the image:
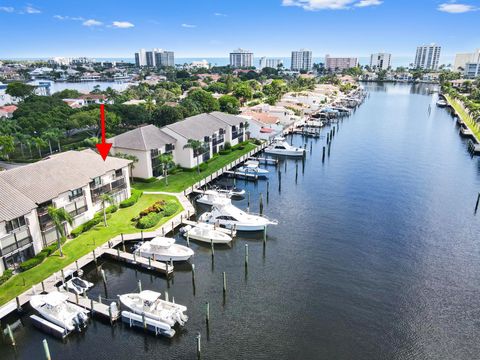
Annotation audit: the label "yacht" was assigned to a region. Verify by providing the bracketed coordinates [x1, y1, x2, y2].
[30, 292, 89, 332]
[119, 290, 188, 327]
[65, 277, 94, 295]
[196, 189, 232, 206]
[234, 160, 269, 178]
[135, 236, 194, 262]
[181, 223, 233, 244]
[198, 201, 278, 231]
[436, 99, 448, 107]
[264, 137, 306, 157]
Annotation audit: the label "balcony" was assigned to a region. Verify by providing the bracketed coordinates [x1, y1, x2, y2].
[0, 227, 32, 257]
[212, 136, 225, 146]
[111, 177, 127, 191]
[65, 197, 88, 218]
[232, 130, 244, 140]
[91, 178, 127, 203]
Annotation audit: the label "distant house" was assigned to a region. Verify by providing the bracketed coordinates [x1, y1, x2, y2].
[78, 94, 112, 105]
[0, 105, 17, 119]
[0, 149, 131, 275]
[110, 124, 176, 179]
[62, 99, 87, 109]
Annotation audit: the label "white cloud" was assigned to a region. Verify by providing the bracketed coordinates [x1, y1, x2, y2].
[181, 23, 196, 28]
[54, 15, 85, 21]
[0, 6, 14, 13]
[83, 19, 103, 27]
[112, 21, 135, 28]
[282, 0, 382, 10]
[25, 6, 41, 14]
[438, 3, 477, 13]
[355, 0, 382, 7]
[282, 0, 355, 10]
[214, 12, 227, 16]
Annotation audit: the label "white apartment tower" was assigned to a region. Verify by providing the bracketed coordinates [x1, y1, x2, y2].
[259, 57, 283, 70]
[229, 49, 254, 68]
[453, 49, 480, 71]
[414, 44, 441, 70]
[135, 48, 175, 67]
[291, 49, 313, 71]
[370, 53, 392, 70]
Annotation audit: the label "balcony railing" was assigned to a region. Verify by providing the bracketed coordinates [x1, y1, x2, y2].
[232, 130, 244, 140]
[111, 177, 126, 191]
[0, 227, 32, 257]
[91, 178, 127, 203]
[212, 136, 225, 146]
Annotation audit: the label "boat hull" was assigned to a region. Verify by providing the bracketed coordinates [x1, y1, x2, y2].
[264, 149, 305, 157]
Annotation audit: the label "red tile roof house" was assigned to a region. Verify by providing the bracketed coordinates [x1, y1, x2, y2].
[0, 105, 17, 119]
[78, 94, 114, 105]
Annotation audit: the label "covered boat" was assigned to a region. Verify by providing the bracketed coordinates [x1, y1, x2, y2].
[135, 236, 194, 262]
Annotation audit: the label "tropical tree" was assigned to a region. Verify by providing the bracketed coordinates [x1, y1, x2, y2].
[244, 121, 250, 139]
[0, 135, 15, 159]
[100, 193, 114, 227]
[219, 95, 240, 114]
[6, 82, 34, 99]
[31, 137, 47, 158]
[159, 153, 174, 185]
[47, 206, 73, 257]
[183, 139, 207, 174]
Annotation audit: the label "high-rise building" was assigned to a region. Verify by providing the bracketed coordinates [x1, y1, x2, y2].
[259, 57, 283, 70]
[325, 55, 358, 72]
[134, 49, 147, 67]
[370, 53, 392, 70]
[291, 49, 312, 71]
[454, 49, 480, 71]
[229, 49, 253, 68]
[135, 48, 174, 67]
[414, 44, 441, 70]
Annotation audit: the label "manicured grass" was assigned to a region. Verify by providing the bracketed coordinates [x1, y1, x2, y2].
[133, 142, 257, 193]
[0, 194, 182, 306]
[445, 95, 480, 140]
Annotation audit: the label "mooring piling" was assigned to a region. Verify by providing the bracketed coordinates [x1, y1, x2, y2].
[7, 324, 15, 347]
[196, 333, 201, 359]
[475, 192, 480, 213]
[138, 279, 142, 292]
[222, 272, 227, 294]
[245, 244, 249, 268]
[43, 339, 51, 360]
[205, 302, 210, 324]
[259, 194, 264, 215]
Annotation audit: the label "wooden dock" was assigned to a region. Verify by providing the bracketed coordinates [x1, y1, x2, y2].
[64, 291, 120, 322]
[102, 248, 174, 276]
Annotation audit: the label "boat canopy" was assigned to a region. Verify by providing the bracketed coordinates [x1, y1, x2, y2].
[43, 292, 69, 307]
[150, 237, 175, 248]
[139, 290, 161, 303]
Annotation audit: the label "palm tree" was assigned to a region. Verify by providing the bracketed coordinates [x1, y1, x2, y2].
[243, 121, 250, 140]
[100, 193, 114, 227]
[159, 153, 174, 185]
[47, 206, 73, 257]
[32, 137, 47, 159]
[183, 139, 207, 174]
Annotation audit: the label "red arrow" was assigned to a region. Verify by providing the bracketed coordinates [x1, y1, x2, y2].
[96, 104, 112, 161]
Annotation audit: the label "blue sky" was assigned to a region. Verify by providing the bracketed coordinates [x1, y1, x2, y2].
[0, 0, 479, 61]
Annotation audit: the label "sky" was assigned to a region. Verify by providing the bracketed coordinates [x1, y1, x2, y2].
[0, 0, 479, 61]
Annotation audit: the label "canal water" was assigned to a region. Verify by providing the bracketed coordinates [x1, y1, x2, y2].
[2, 83, 480, 360]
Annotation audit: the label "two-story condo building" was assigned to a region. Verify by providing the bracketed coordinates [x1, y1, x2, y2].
[0, 149, 132, 275]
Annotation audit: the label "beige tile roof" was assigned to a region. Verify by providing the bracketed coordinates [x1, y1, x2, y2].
[110, 124, 176, 151]
[0, 149, 131, 206]
[0, 178, 37, 222]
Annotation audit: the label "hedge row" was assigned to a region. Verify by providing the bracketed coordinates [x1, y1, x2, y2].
[163, 201, 179, 217]
[120, 189, 143, 208]
[71, 213, 103, 238]
[0, 269, 13, 285]
[18, 237, 67, 272]
[133, 177, 157, 183]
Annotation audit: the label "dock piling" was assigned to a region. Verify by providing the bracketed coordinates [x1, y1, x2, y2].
[222, 272, 227, 294]
[42, 339, 51, 360]
[211, 239, 215, 259]
[138, 279, 142, 292]
[191, 264, 196, 291]
[101, 269, 107, 285]
[245, 244, 249, 268]
[7, 324, 15, 347]
[121, 233, 125, 252]
[205, 302, 210, 324]
[196, 333, 201, 360]
[259, 194, 264, 215]
[475, 192, 480, 213]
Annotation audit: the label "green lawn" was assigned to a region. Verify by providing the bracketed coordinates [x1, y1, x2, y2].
[445, 95, 480, 140]
[0, 193, 182, 306]
[133, 142, 257, 193]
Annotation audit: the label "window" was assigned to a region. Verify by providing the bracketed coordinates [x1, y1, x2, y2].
[6, 216, 26, 232]
[69, 188, 83, 200]
[115, 169, 123, 178]
[91, 176, 101, 187]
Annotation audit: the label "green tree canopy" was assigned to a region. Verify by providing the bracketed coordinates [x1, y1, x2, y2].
[6, 82, 34, 99]
[219, 95, 240, 114]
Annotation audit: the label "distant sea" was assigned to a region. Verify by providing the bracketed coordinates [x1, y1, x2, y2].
[3, 56, 455, 68]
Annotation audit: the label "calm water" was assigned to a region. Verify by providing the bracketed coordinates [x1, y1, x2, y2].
[2, 83, 480, 359]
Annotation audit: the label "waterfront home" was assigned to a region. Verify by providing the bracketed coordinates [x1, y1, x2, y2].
[110, 124, 176, 179]
[162, 112, 246, 169]
[110, 112, 246, 177]
[246, 103, 299, 126]
[78, 94, 112, 105]
[0, 149, 131, 275]
[0, 105, 17, 119]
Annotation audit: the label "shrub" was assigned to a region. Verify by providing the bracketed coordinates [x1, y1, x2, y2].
[106, 204, 118, 214]
[120, 189, 143, 208]
[133, 177, 157, 183]
[224, 141, 232, 150]
[19, 251, 48, 271]
[163, 201, 179, 216]
[70, 215, 103, 238]
[137, 212, 164, 229]
[199, 162, 208, 171]
[0, 269, 13, 285]
[139, 200, 166, 217]
[219, 149, 232, 155]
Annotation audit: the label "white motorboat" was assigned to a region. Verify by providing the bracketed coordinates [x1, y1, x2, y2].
[181, 223, 233, 244]
[305, 119, 324, 128]
[119, 290, 188, 327]
[196, 189, 232, 206]
[234, 160, 269, 178]
[30, 292, 89, 332]
[436, 99, 448, 107]
[214, 184, 246, 198]
[264, 138, 306, 157]
[65, 277, 94, 295]
[135, 236, 194, 262]
[198, 201, 278, 232]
